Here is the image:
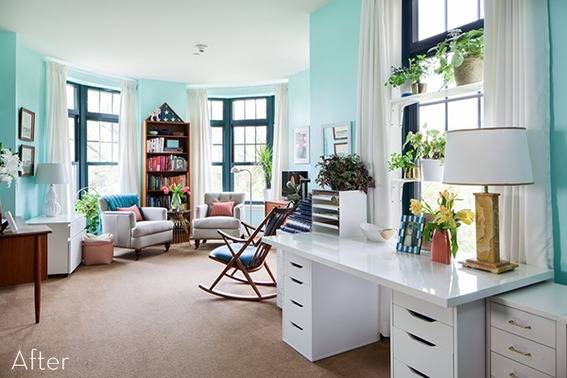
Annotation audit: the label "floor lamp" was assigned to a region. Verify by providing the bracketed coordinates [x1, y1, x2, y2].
[230, 167, 253, 223]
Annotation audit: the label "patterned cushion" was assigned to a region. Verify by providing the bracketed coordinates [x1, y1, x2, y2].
[117, 205, 143, 221]
[210, 243, 256, 266]
[209, 201, 234, 217]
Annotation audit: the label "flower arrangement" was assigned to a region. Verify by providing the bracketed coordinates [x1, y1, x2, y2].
[410, 190, 474, 257]
[0, 143, 23, 187]
[162, 184, 191, 211]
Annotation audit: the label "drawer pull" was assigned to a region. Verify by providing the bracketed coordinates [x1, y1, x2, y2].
[290, 277, 303, 285]
[407, 309, 436, 323]
[290, 299, 303, 308]
[407, 332, 436, 347]
[508, 346, 531, 357]
[290, 262, 303, 269]
[508, 319, 532, 330]
[290, 321, 303, 331]
[408, 366, 430, 378]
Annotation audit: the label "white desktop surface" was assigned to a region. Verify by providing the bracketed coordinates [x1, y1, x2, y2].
[264, 232, 553, 308]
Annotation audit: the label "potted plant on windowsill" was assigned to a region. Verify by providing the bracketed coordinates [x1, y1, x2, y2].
[386, 54, 431, 95]
[257, 145, 272, 201]
[430, 28, 484, 86]
[388, 151, 420, 179]
[316, 153, 375, 193]
[404, 128, 446, 181]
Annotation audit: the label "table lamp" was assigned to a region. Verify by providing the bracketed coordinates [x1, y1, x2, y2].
[36, 163, 68, 217]
[443, 127, 533, 273]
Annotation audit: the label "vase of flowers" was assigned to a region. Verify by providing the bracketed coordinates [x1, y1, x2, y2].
[0, 143, 23, 223]
[410, 190, 474, 264]
[162, 184, 191, 212]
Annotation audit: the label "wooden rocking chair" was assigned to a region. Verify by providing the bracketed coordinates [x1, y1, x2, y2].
[198, 206, 293, 301]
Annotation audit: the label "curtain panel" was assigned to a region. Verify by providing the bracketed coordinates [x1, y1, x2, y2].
[118, 80, 139, 194]
[188, 89, 212, 210]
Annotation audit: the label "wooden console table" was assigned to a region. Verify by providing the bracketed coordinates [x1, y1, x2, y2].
[0, 225, 52, 323]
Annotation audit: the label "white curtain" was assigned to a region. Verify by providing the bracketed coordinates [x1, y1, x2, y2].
[484, 0, 552, 268]
[118, 80, 139, 194]
[45, 61, 73, 213]
[270, 84, 289, 200]
[188, 89, 212, 210]
[356, 0, 401, 337]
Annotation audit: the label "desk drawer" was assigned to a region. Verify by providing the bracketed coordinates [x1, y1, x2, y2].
[393, 358, 434, 378]
[285, 275, 309, 306]
[284, 252, 311, 285]
[282, 313, 311, 360]
[69, 216, 86, 239]
[491, 327, 555, 376]
[393, 291, 453, 326]
[284, 296, 310, 330]
[393, 326, 453, 378]
[393, 304, 453, 351]
[491, 302, 555, 347]
[491, 351, 553, 378]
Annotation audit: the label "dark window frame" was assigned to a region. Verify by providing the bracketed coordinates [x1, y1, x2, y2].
[401, 0, 484, 213]
[67, 82, 120, 191]
[209, 96, 275, 205]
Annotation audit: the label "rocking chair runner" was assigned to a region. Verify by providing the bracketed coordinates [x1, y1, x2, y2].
[198, 206, 294, 301]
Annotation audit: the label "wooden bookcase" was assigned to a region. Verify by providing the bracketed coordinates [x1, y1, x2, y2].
[142, 120, 191, 213]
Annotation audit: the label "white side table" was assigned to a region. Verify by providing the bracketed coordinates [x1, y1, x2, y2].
[26, 214, 86, 275]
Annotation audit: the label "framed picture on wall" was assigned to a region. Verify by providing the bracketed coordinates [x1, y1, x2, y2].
[332, 124, 349, 140]
[19, 145, 35, 176]
[333, 142, 349, 154]
[19, 108, 35, 142]
[294, 127, 310, 164]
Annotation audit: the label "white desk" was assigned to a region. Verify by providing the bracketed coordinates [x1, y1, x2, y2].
[264, 232, 553, 378]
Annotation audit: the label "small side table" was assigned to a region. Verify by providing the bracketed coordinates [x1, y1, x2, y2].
[168, 210, 191, 244]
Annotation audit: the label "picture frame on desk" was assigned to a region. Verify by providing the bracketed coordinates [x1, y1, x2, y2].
[396, 214, 425, 254]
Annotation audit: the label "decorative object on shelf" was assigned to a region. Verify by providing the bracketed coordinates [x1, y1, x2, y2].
[257, 145, 272, 200]
[19, 108, 35, 141]
[386, 54, 431, 95]
[36, 163, 68, 217]
[322, 122, 353, 157]
[75, 187, 101, 234]
[293, 127, 310, 164]
[230, 166, 252, 221]
[146, 102, 184, 123]
[18, 145, 35, 176]
[316, 153, 375, 192]
[443, 127, 533, 273]
[410, 191, 474, 264]
[396, 214, 426, 254]
[162, 183, 191, 212]
[360, 223, 396, 243]
[430, 28, 484, 86]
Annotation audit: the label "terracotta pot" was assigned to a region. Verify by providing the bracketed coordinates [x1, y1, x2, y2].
[431, 229, 451, 264]
[411, 82, 428, 94]
[454, 57, 483, 86]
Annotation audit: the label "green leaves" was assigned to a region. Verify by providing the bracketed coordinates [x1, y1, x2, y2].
[385, 55, 431, 88]
[75, 189, 100, 234]
[257, 145, 272, 187]
[316, 154, 375, 193]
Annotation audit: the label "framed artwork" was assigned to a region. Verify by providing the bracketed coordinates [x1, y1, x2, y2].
[333, 142, 349, 154]
[19, 108, 35, 141]
[19, 145, 35, 176]
[323, 121, 353, 157]
[396, 214, 426, 254]
[332, 124, 350, 140]
[294, 127, 310, 164]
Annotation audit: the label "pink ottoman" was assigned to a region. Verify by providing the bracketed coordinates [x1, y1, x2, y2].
[82, 240, 114, 265]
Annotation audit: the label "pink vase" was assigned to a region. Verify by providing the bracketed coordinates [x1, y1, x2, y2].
[431, 230, 451, 265]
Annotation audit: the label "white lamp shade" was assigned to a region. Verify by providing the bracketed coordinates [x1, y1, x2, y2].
[35, 163, 68, 185]
[443, 127, 534, 186]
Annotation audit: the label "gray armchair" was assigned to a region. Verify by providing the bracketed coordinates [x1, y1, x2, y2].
[192, 192, 246, 249]
[99, 194, 174, 260]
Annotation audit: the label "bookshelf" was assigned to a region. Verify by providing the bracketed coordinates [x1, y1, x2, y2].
[142, 120, 191, 211]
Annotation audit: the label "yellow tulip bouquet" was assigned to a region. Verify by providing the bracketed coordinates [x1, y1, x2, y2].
[410, 190, 474, 257]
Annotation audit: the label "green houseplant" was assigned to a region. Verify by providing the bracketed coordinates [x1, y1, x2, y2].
[430, 28, 484, 86]
[388, 151, 419, 179]
[257, 145, 272, 200]
[316, 154, 375, 192]
[386, 54, 431, 94]
[75, 187, 101, 234]
[403, 129, 446, 181]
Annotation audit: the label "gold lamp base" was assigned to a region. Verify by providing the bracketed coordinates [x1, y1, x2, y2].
[460, 188, 518, 274]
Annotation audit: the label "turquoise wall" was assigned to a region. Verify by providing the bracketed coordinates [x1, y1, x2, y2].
[308, 0, 361, 180]
[15, 39, 45, 219]
[207, 84, 275, 98]
[288, 70, 311, 173]
[550, 0, 567, 283]
[138, 79, 187, 121]
[0, 30, 17, 214]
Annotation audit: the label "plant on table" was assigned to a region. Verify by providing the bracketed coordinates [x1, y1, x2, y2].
[410, 190, 474, 258]
[75, 187, 101, 234]
[163, 183, 191, 211]
[316, 153, 375, 192]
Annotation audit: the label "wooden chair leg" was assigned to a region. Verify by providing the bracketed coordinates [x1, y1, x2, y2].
[264, 262, 277, 284]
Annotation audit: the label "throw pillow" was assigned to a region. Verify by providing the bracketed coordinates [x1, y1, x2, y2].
[117, 205, 143, 221]
[209, 201, 235, 217]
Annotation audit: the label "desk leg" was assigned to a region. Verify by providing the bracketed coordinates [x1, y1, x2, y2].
[34, 236, 41, 324]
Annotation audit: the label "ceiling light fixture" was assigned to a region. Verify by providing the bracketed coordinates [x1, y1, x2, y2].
[193, 43, 208, 56]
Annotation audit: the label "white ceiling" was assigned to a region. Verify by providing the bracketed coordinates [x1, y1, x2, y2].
[0, 0, 328, 85]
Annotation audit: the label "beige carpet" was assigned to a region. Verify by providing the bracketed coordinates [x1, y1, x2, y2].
[0, 243, 389, 377]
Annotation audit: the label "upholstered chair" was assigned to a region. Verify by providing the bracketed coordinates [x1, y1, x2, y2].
[191, 192, 246, 249]
[99, 194, 174, 260]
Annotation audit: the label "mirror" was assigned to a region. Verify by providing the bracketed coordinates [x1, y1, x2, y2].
[322, 122, 353, 157]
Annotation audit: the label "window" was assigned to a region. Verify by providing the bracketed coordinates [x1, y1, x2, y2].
[67, 83, 121, 195]
[208, 97, 274, 202]
[402, 0, 484, 254]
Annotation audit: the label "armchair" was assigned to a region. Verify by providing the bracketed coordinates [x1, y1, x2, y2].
[99, 194, 174, 260]
[192, 192, 246, 249]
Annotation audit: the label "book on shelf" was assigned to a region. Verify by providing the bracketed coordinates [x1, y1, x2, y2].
[146, 156, 188, 171]
[147, 174, 187, 191]
[147, 137, 165, 152]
